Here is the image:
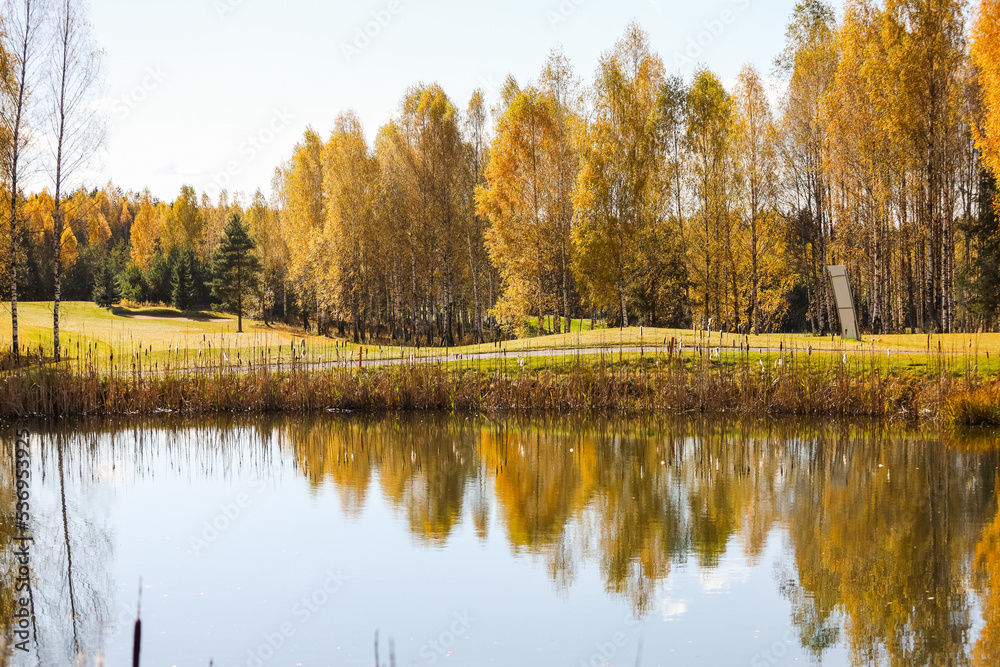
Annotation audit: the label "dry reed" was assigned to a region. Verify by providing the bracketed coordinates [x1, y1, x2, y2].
[1, 352, 996, 425]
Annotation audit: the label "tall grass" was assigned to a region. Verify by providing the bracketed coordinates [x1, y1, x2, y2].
[944, 383, 1000, 427]
[1, 348, 997, 425]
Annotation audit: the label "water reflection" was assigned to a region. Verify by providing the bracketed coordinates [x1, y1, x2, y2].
[290, 417, 1000, 665]
[2, 416, 999, 666]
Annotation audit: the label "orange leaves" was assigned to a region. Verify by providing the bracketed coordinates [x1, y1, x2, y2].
[280, 128, 326, 297]
[573, 24, 668, 326]
[23, 191, 55, 236]
[321, 111, 378, 312]
[477, 50, 581, 334]
[973, 0, 1000, 186]
[130, 200, 160, 269]
[60, 225, 78, 268]
[87, 211, 111, 246]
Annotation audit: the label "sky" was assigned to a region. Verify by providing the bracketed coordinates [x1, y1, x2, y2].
[78, 0, 845, 203]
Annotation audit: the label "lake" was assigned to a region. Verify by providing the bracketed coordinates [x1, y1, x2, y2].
[2, 416, 999, 667]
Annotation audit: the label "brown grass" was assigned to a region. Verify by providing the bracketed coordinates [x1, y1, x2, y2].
[944, 383, 1000, 427]
[1, 353, 995, 424]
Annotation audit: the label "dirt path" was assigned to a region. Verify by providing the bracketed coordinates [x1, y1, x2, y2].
[104, 343, 899, 379]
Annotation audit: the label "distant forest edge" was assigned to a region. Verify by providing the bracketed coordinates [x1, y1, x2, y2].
[5, 0, 1000, 351]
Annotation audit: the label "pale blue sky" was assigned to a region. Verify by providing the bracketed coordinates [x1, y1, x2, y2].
[84, 0, 842, 202]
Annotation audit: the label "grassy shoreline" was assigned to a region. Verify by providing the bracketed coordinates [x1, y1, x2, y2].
[2, 302, 999, 426]
[2, 354, 999, 427]
[6, 302, 1000, 369]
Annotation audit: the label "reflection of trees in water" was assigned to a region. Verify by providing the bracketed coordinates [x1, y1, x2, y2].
[975, 496, 1000, 667]
[24, 431, 114, 667]
[779, 425, 1000, 667]
[15, 418, 280, 667]
[12, 416, 1000, 667]
[288, 415, 1000, 666]
[291, 417, 481, 542]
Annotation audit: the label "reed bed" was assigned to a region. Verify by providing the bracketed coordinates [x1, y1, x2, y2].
[1, 349, 997, 426]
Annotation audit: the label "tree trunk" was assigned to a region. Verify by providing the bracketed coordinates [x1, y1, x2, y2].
[58, 443, 81, 655]
[7, 0, 37, 364]
[465, 218, 481, 343]
[750, 217, 759, 334]
[53, 205, 62, 361]
[620, 284, 628, 328]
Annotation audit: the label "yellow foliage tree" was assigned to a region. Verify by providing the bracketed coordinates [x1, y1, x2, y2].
[161, 185, 204, 257]
[87, 210, 111, 247]
[573, 22, 668, 327]
[732, 64, 788, 332]
[64, 190, 92, 244]
[973, 0, 1000, 182]
[24, 192, 55, 237]
[685, 68, 734, 329]
[279, 128, 326, 328]
[60, 225, 78, 269]
[130, 195, 160, 269]
[478, 82, 563, 333]
[322, 111, 378, 340]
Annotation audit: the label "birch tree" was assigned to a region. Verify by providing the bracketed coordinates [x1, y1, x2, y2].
[573, 22, 666, 327]
[48, 0, 102, 360]
[1, 0, 42, 361]
[732, 65, 780, 333]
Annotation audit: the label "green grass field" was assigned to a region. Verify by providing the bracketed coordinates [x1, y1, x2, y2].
[0, 302, 332, 369]
[1, 302, 999, 377]
[526, 316, 606, 334]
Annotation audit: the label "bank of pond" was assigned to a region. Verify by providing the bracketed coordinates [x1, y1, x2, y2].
[2, 354, 999, 425]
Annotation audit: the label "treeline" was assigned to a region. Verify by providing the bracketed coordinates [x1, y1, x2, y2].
[272, 0, 1000, 341]
[13, 185, 277, 319]
[6, 0, 1000, 350]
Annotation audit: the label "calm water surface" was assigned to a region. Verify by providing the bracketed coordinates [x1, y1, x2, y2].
[1, 416, 999, 667]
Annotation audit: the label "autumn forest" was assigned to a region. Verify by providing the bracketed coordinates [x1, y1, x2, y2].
[6, 0, 1000, 350]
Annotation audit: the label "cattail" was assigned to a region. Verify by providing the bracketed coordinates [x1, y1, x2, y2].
[132, 579, 142, 667]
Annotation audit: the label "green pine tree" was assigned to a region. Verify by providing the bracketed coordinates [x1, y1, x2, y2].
[211, 213, 261, 333]
[92, 260, 120, 308]
[171, 249, 196, 312]
[959, 169, 1000, 322]
[117, 262, 147, 303]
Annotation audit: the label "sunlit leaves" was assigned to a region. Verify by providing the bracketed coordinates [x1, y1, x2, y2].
[573, 22, 671, 327]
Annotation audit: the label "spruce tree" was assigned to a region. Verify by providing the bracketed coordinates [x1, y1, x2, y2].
[211, 213, 261, 333]
[171, 249, 195, 312]
[92, 260, 120, 308]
